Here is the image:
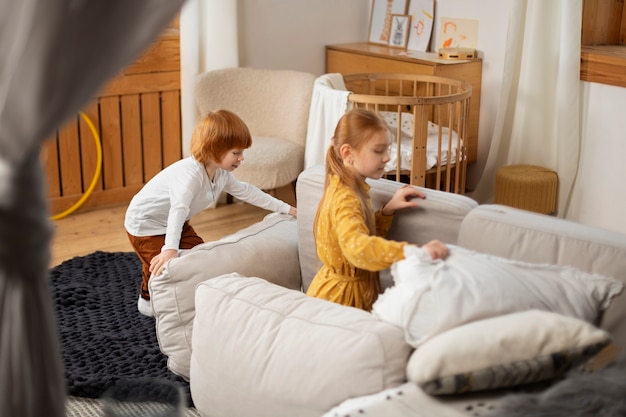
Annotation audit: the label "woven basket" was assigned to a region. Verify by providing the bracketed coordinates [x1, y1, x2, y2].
[494, 165, 558, 214]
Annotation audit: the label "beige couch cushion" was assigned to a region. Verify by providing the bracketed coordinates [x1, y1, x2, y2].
[458, 204, 626, 350]
[150, 213, 300, 379]
[407, 310, 612, 394]
[296, 165, 478, 291]
[190, 274, 411, 417]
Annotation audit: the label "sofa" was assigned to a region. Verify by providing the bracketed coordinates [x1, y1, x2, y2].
[150, 165, 626, 417]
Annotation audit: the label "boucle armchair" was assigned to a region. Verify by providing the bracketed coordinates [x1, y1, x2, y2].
[195, 67, 316, 192]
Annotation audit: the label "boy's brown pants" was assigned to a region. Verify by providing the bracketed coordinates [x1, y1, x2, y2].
[127, 222, 204, 300]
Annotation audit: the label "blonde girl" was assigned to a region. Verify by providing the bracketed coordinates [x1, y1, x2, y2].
[125, 109, 297, 316]
[306, 108, 447, 311]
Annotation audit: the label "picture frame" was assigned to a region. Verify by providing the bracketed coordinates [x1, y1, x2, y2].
[388, 14, 411, 48]
[368, 0, 408, 45]
[406, 0, 434, 52]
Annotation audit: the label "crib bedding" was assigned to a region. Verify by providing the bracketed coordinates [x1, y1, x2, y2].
[380, 110, 460, 172]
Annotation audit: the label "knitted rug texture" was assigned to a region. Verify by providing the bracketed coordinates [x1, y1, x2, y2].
[49, 251, 192, 406]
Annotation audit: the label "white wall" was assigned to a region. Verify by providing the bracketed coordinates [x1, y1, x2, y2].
[238, 0, 370, 75]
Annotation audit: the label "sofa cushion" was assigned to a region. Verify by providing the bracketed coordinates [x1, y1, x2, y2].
[407, 310, 612, 395]
[458, 204, 626, 350]
[190, 274, 411, 417]
[372, 245, 623, 348]
[296, 165, 478, 291]
[150, 213, 300, 379]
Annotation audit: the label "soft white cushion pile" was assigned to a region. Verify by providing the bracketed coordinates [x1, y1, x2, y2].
[190, 274, 411, 417]
[373, 244, 623, 348]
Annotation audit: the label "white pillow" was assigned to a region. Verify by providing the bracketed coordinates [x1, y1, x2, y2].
[372, 245, 623, 347]
[407, 310, 612, 395]
[190, 274, 411, 417]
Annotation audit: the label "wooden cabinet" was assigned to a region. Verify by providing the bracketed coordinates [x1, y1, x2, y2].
[326, 42, 482, 164]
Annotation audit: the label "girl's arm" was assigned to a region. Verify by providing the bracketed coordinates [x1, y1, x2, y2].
[334, 194, 406, 271]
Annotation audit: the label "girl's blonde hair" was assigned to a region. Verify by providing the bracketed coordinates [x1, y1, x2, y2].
[316, 108, 389, 303]
[190, 109, 252, 164]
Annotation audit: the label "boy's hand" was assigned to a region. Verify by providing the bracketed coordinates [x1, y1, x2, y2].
[149, 249, 178, 276]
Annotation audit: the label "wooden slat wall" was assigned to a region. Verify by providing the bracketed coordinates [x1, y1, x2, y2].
[43, 20, 181, 216]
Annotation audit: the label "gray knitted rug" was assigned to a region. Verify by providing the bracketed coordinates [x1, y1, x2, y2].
[49, 251, 192, 406]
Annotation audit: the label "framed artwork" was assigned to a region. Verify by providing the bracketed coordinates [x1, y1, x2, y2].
[406, 0, 434, 52]
[388, 14, 411, 49]
[368, 0, 408, 45]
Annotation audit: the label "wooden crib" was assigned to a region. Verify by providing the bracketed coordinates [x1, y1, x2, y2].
[343, 73, 472, 194]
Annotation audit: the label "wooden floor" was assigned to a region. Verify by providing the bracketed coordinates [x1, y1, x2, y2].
[49, 185, 296, 267]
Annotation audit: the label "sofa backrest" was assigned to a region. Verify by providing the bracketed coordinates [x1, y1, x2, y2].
[458, 204, 626, 350]
[296, 166, 478, 291]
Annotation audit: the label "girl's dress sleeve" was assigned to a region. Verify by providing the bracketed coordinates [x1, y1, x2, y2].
[333, 191, 406, 271]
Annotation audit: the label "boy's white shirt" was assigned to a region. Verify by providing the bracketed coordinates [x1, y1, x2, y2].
[124, 156, 290, 250]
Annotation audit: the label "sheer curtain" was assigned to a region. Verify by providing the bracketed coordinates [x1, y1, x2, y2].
[470, 0, 582, 218]
[0, 1, 183, 416]
[180, 0, 238, 153]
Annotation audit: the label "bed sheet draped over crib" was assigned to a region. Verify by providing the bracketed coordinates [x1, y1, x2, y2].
[305, 73, 472, 194]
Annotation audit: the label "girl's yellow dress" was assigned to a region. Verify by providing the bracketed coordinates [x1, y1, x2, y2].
[306, 175, 407, 311]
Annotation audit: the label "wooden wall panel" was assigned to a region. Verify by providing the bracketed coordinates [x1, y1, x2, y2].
[161, 90, 182, 167]
[121, 94, 144, 187]
[58, 117, 82, 196]
[141, 92, 163, 181]
[79, 105, 103, 194]
[45, 18, 183, 217]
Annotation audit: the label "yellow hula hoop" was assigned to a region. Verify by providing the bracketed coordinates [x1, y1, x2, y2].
[50, 112, 103, 221]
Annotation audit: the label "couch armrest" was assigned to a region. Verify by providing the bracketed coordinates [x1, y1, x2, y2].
[150, 213, 300, 379]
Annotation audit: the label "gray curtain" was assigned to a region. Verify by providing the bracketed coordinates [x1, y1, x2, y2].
[0, 1, 184, 416]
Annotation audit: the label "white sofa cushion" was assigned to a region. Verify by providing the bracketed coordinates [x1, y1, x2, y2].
[372, 245, 623, 348]
[458, 204, 626, 350]
[296, 165, 478, 291]
[407, 310, 612, 394]
[150, 213, 300, 379]
[190, 274, 411, 417]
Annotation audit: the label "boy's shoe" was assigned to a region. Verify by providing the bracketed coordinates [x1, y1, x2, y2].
[137, 296, 154, 317]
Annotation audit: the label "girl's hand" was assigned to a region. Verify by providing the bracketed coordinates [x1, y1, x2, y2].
[382, 185, 426, 216]
[288, 206, 297, 218]
[422, 239, 449, 260]
[149, 249, 179, 276]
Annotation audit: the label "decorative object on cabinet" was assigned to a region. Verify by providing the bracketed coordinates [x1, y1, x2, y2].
[368, 0, 407, 45]
[406, 0, 434, 52]
[343, 73, 471, 194]
[325, 42, 482, 166]
[388, 14, 411, 49]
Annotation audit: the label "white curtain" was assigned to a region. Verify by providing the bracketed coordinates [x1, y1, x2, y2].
[0, 1, 183, 416]
[470, 0, 582, 217]
[180, 0, 239, 153]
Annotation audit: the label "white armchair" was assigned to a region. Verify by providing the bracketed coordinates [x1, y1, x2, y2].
[195, 67, 316, 192]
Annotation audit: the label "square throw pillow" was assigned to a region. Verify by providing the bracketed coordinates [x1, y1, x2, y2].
[407, 310, 612, 395]
[372, 245, 623, 348]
